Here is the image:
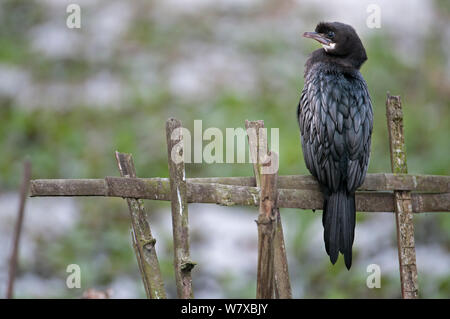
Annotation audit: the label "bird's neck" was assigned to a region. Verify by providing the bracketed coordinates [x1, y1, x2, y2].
[305, 49, 366, 75]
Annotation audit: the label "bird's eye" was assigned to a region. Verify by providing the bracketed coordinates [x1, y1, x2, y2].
[327, 31, 335, 38]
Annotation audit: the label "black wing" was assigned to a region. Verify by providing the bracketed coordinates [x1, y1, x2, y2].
[298, 70, 373, 193]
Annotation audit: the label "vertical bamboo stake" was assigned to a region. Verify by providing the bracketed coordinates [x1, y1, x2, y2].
[386, 93, 419, 299]
[272, 207, 291, 299]
[166, 118, 195, 299]
[245, 120, 292, 299]
[6, 160, 31, 299]
[115, 152, 166, 299]
[246, 120, 265, 188]
[256, 152, 278, 298]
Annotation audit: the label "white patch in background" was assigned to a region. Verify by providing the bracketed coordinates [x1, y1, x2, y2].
[189, 204, 257, 275]
[0, 65, 31, 98]
[29, 22, 83, 59]
[0, 195, 79, 297]
[147, 204, 258, 298]
[13, 274, 63, 298]
[168, 45, 257, 100]
[160, 0, 259, 14]
[108, 276, 141, 298]
[82, 1, 133, 62]
[82, 71, 124, 108]
[416, 244, 450, 276]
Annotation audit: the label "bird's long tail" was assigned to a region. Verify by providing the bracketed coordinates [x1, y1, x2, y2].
[322, 189, 356, 269]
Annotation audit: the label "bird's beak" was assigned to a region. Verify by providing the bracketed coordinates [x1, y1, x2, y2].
[303, 32, 332, 45]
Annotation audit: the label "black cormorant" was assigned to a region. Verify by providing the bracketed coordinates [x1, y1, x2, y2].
[298, 22, 373, 269]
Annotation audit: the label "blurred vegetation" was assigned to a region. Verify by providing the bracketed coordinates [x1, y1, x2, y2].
[0, 0, 448, 298]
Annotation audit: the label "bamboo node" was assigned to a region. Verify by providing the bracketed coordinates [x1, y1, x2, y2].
[181, 259, 197, 272]
[143, 238, 157, 250]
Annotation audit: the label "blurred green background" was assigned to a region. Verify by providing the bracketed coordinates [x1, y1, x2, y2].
[0, 0, 449, 298]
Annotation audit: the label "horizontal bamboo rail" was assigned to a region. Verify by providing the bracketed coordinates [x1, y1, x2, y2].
[30, 173, 449, 194]
[30, 174, 450, 213]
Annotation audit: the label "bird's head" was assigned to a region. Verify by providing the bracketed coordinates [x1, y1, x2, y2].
[303, 22, 367, 69]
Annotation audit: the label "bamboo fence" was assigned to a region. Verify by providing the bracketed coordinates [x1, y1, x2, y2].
[27, 94, 450, 299]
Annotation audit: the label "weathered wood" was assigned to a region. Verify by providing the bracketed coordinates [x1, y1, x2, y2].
[386, 93, 418, 299]
[411, 192, 449, 212]
[275, 173, 450, 193]
[115, 152, 166, 299]
[272, 211, 290, 299]
[30, 177, 450, 212]
[256, 152, 278, 299]
[166, 118, 195, 299]
[7, 160, 31, 299]
[245, 120, 265, 187]
[31, 179, 107, 196]
[359, 173, 449, 193]
[30, 173, 450, 196]
[194, 173, 449, 192]
[246, 120, 292, 299]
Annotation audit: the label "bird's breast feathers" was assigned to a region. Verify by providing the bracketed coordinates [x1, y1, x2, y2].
[298, 67, 373, 192]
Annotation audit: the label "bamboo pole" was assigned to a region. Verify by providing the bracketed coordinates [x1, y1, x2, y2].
[246, 120, 265, 187]
[166, 118, 195, 299]
[6, 160, 31, 299]
[246, 120, 292, 299]
[30, 177, 449, 212]
[30, 172, 450, 195]
[256, 152, 278, 298]
[386, 93, 419, 299]
[115, 152, 166, 299]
